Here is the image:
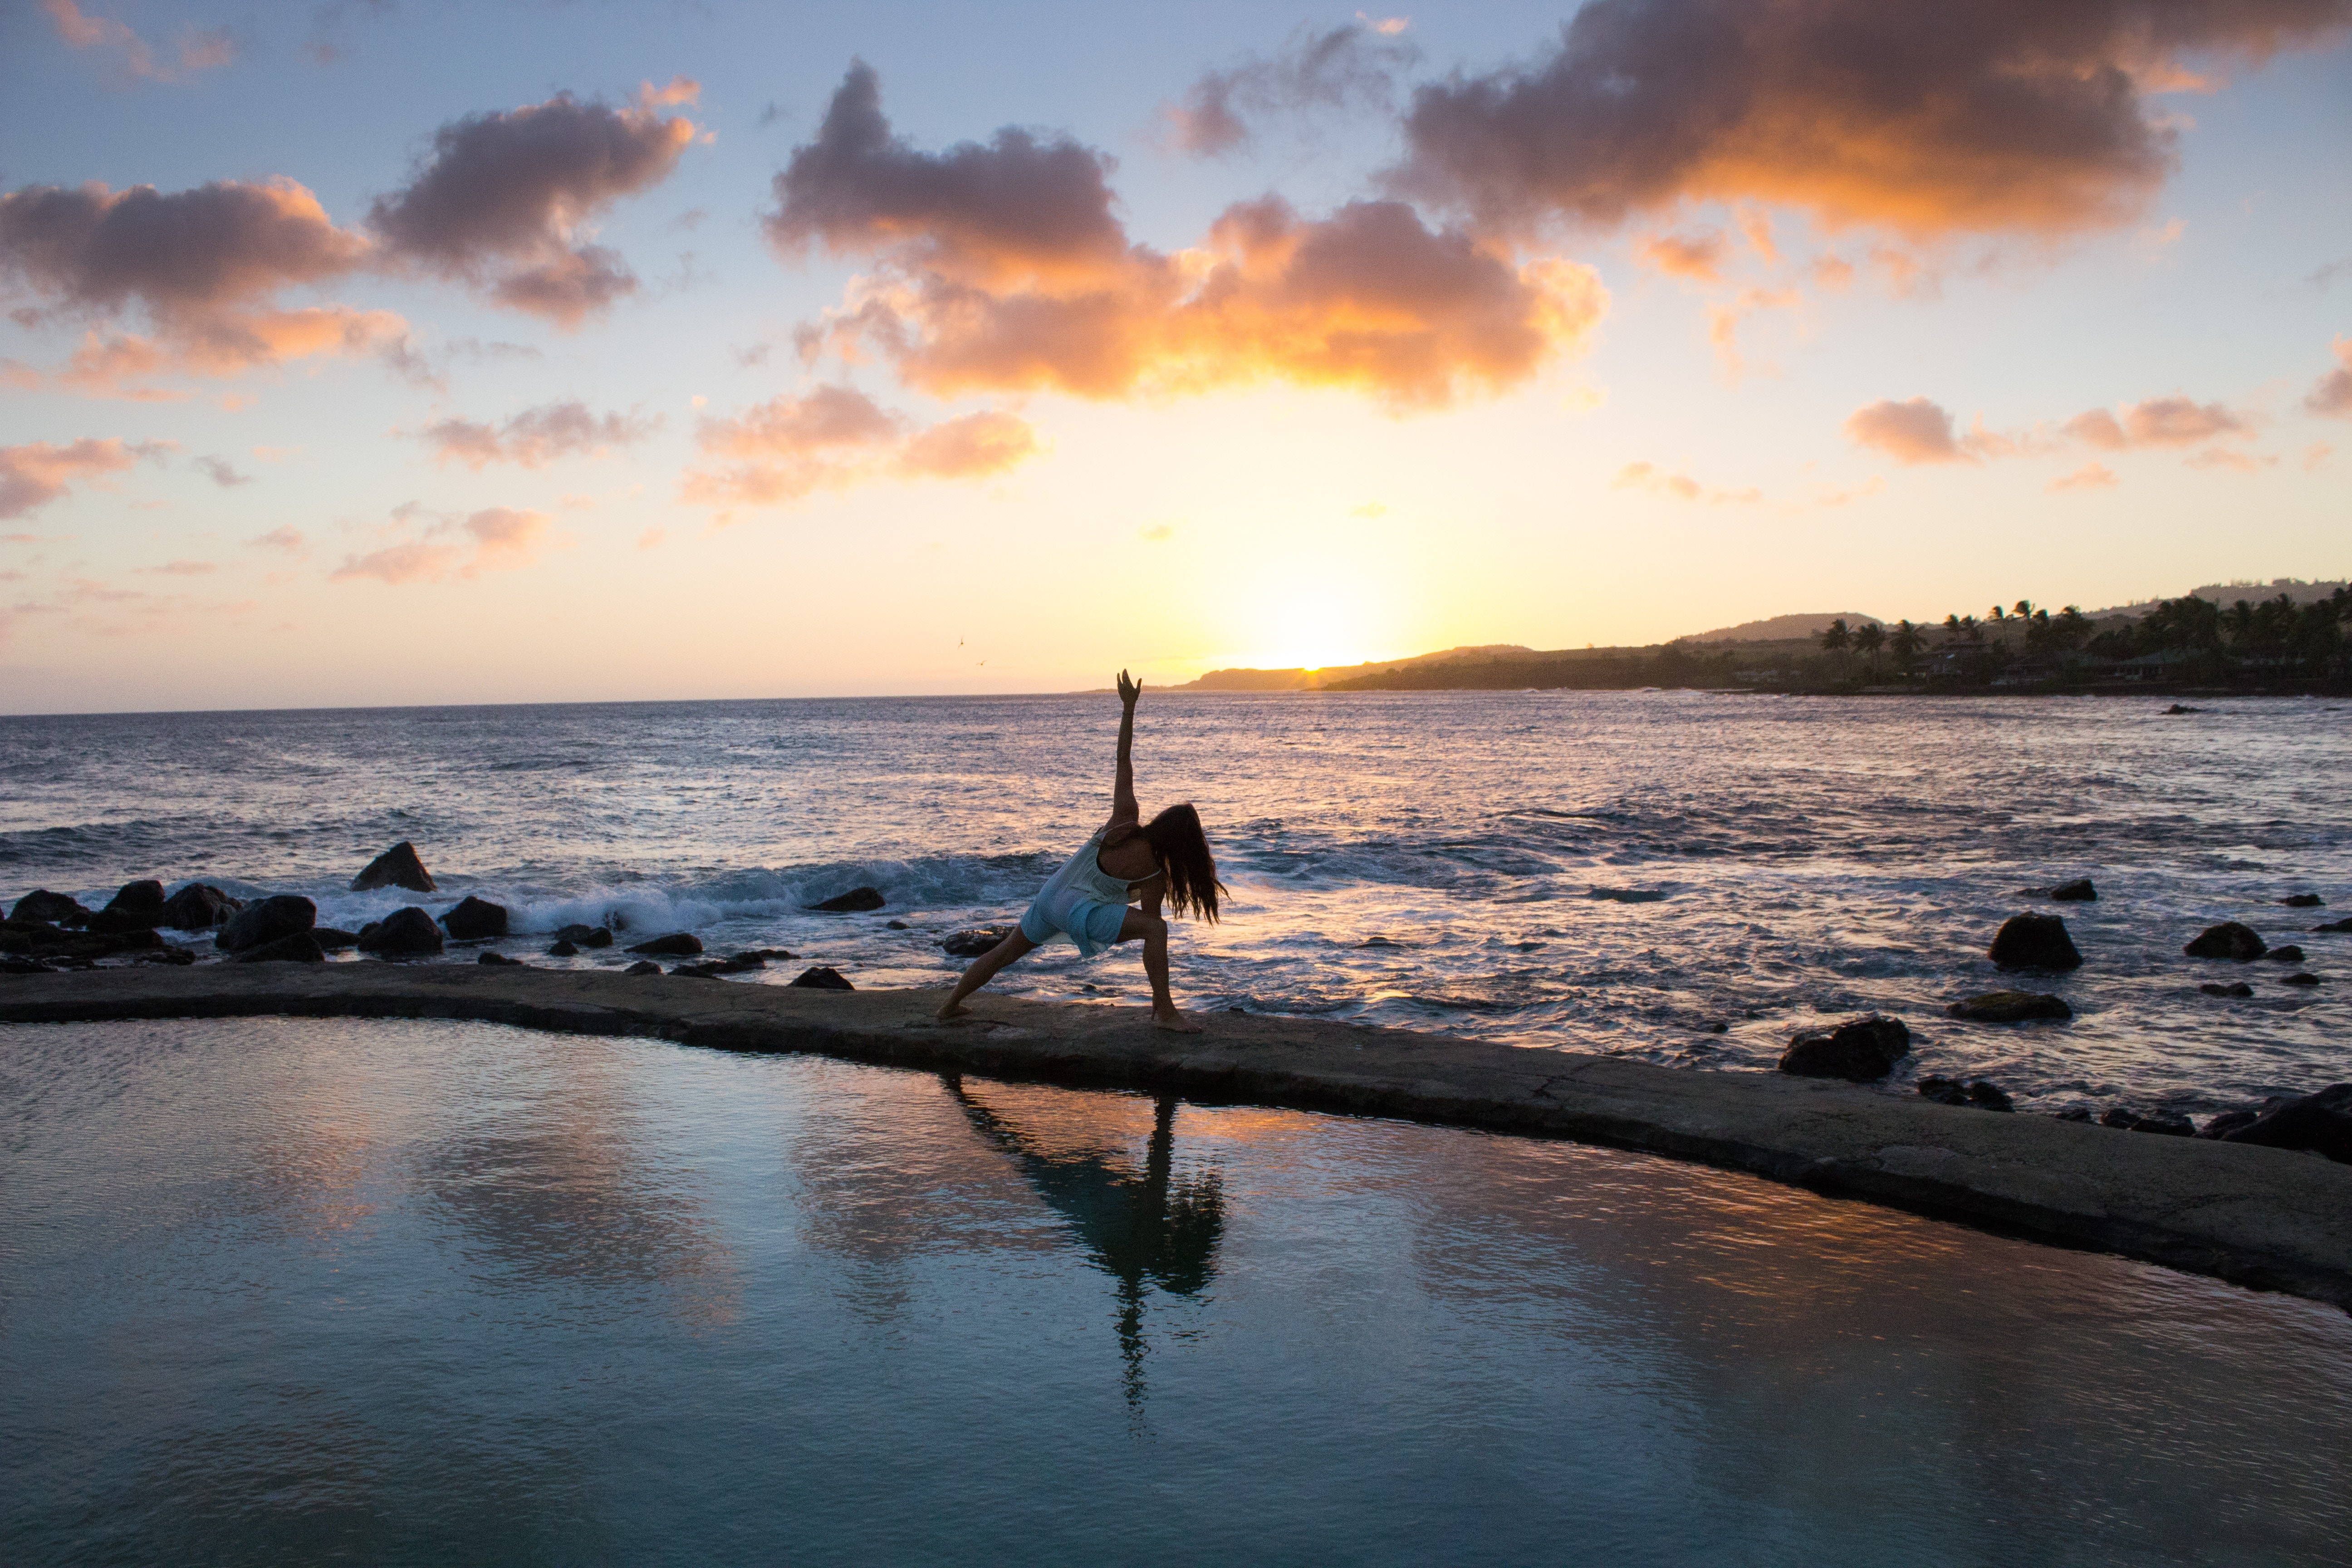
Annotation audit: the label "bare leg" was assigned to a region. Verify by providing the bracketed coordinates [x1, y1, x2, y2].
[1118, 908, 1202, 1033]
[937, 929, 1039, 1020]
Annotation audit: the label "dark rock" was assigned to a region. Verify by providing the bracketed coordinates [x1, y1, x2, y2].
[3, 923, 162, 960]
[9, 890, 86, 924]
[478, 951, 524, 966]
[1703, 1020, 1728, 1034]
[1778, 1014, 1911, 1081]
[2315, 918, 2352, 934]
[2265, 945, 2306, 964]
[2220, 1083, 2352, 1164]
[624, 960, 663, 976]
[941, 926, 1014, 957]
[2100, 1107, 2195, 1137]
[2163, 703, 2200, 715]
[1989, 914, 2082, 971]
[2200, 981, 2254, 998]
[217, 894, 317, 954]
[887, 919, 911, 930]
[2280, 894, 2326, 908]
[671, 966, 720, 979]
[1360, 936, 1402, 948]
[89, 880, 167, 932]
[131, 946, 196, 966]
[352, 841, 436, 893]
[807, 887, 886, 913]
[440, 896, 509, 941]
[2184, 922, 2266, 961]
[357, 906, 443, 956]
[2283, 972, 2322, 987]
[548, 939, 579, 956]
[160, 883, 240, 930]
[710, 952, 769, 974]
[312, 927, 359, 951]
[789, 965, 855, 991]
[1968, 1081, 2016, 1112]
[2, 956, 58, 975]
[1916, 1075, 1970, 1106]
[2049, 878, 2098, 902]
[2199, 1109, 2264, 1139]
[625, 932, 702, 957]
[554, 923, 613, 947]
[733, 948, 798, 961]
[2054, 1107, 2093, 1122]
[1946, 990, 2073, 1023]
[232, 931, 326, 964]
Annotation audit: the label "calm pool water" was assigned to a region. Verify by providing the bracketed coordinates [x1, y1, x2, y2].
[4, 1018, 2349, 1565]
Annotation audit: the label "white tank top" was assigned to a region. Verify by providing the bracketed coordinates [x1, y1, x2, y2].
[1037, 825, 1152, 911]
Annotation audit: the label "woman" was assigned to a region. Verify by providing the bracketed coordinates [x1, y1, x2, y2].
[937, 671, 1222, 1032]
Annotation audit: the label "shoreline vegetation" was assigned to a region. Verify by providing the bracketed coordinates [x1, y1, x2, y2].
[1175, 579, 2352, 697]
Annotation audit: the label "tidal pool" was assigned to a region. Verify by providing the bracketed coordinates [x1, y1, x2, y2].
[3, 1017, 2348, 1565]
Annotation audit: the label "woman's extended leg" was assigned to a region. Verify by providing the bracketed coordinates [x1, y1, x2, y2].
[937, 929, 1039, 1020]
[1118, 908, 1203, 1033]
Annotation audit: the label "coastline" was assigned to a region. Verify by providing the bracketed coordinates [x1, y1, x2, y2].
[5, 963, 2348, 1310]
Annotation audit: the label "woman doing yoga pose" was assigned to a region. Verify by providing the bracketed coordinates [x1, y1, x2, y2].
[936, 671, 1222, 1032]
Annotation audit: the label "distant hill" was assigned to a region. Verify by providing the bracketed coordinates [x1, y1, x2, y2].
[1681, 612, 1883, 643]
[1172, 645, 1534, 692]
[2082, 579, 2348, 617]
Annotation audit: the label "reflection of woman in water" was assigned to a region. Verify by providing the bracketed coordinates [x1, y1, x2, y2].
[937, 670, 1224, 1033]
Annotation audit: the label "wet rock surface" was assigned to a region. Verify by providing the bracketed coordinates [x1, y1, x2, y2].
[2185, 922, 2266, 961]
[1947, 990, 2072, 1023]
[352, 841, 436, 893]
[2220, 1083, 2352, 1164]
[160, 884, 240, 930]
[1779, 1014, 1911, 1082]
[1989, 914, 2083, 971]
[232, 932, 326, 965]
[2102, 1108, 2195, 1137]
[554, 924, 613, 948]
[1917, 1076, 2016, 1111]
[941, 926, 1014, 957]
[626, 932, 703, 957]
[807, 887, 886, 913]
[789, 965, 855, 990]
[358, 907, 443, 957]
[216, 895, 317, 955]
[440, 896, 509, 941]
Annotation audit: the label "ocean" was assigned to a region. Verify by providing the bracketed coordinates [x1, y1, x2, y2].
[3, 689, 2345, 1118]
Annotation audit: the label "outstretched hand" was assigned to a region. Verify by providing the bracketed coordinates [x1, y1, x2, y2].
[1117, 669, 1142, 708]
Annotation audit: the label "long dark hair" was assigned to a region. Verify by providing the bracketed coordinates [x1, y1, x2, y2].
[1141, 802, 1225, 922]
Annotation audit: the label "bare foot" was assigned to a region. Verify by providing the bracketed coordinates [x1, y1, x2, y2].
[1152, 1008, 1204, 1034]
[936, 1000, 970, 1022]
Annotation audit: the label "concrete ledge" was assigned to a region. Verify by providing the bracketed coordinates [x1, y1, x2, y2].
[6, 963, 2350, 1310]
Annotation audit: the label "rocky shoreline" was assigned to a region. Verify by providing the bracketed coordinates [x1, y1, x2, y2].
[2, 962, 2347, 1311]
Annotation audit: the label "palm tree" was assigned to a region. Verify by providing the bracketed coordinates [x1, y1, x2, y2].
[1889, 619, 1925, 676]
[1818, 617, 1852, 681]
[1853, 620, 1886, 679]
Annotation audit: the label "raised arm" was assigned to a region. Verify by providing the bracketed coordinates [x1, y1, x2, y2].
[1111, 669, 1141, 827]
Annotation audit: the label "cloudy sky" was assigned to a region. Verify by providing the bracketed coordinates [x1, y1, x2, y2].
[3, 0, 2348, 710]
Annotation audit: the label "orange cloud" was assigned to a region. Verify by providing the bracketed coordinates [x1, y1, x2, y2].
[0, 436, 170, 517]
[772, 67, 1606, 412]
[1637, 229, 1726, 281]
[2063, 396, 2253, 450]
[421, 401, 660, 469]
[2306, 336, 2352, 418]
[681, 384, 1039, 510]
[1612, 460, 1760, 505]
[42, 0, 236, 84]
[1843, 398, 1991, 465]
[330, 507, 553, 585]
[2048, 461, 2118, 492]
[1390, 0, 2351, 240]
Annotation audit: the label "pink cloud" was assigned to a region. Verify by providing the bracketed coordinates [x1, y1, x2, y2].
[0, 436, 170, 517]
[681, 384, 1039, 510]
[2305, 336, 2352, 418]
[42, 0, 236, 85]
[330, 506, 553, 585]
[421, 401, 659, 469]
[2048, 461, 2118, 493]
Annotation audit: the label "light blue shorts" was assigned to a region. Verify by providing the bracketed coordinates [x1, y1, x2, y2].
[1019, 895, 1130, 958]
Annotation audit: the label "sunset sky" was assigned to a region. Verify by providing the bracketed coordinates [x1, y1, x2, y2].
[3, 0, 2348, 711]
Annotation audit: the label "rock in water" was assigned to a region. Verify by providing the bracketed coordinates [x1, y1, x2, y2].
[10, 890, 88, 924]
[2265, 945, 2306, 964]
[2049, 879, 2098, 902]
[233, 931, 327, 964]
[2163, 703, 2200, 715]
[2101, 1108, 2195, 1137]
[807, 887, 886, 913]
[941, 926, 1014, 957]
[90, 880, 167, 932]
[358, 906, 443, 956]
[440, 896, 509, 941]
[2220, 1083, 2352, 1163]
[789, 965, 855, 991]
[2318, 918, 2352, 934]
[477, 951, 524, 966]
[2283, 972, 2323, 987]
[2200, 1109, 2265, 1139]
[1947, 990, 2073, 1023]
[2280, 893, 2326, 908]
[312, 928, 359, 951]
[352, 841, 436, 893]
[2200, 981, 2254, 998]
[1916, 1076, 1970, 1105]
[1778, 1014, 1911, 1081]
[1989, 914, 2083, 971]
[160, 883, 240, 930]
[2184, 922, 2266, 961]
[625, 960, 663, 976]
[626, 932, 702, 957]
[548, 938, 579, 956]
[216, 894, 317, 954]
[554, 924, 614, 948]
